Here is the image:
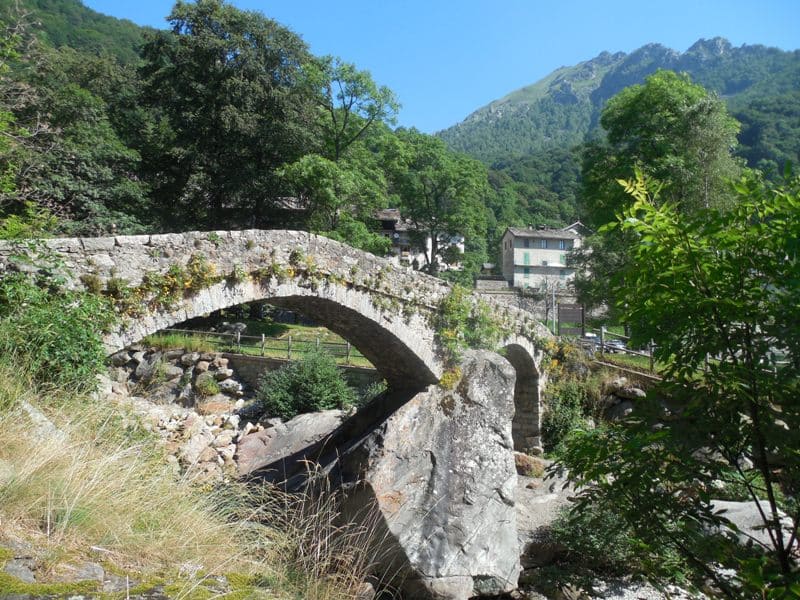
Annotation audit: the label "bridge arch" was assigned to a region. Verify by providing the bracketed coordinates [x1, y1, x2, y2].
[500, 336, 545, 452]
[106, 276, 442, 392]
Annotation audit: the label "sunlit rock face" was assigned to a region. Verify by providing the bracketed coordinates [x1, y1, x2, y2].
[336, 349, 520, 600]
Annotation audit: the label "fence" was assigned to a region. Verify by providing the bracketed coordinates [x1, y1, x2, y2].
[154, 328, 369, 366]
[575, 326, 659, 376]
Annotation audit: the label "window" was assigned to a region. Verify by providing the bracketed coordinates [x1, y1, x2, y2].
[540, 239, 547, 249]
[559, 239, 566, 250]
[523, 267, 530, 277]
[542, 260, 548, 266]
[523, 238, 530, 248]
[560, 269, 567, 278]
[560, 254, 567, 265]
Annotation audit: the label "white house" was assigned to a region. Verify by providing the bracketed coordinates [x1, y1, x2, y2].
[501, 223, 585, 290]
[376, 208, 465, 271]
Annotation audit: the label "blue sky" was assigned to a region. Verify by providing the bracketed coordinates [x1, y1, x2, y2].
[83, 0, 800, 133]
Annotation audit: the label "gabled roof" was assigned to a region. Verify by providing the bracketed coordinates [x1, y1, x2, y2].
[505, 227, 580, 240]
[561, 221, 592, 235]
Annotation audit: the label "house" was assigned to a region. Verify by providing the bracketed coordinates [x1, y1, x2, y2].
[500, 223, 585, 290]
[376, 208, 464, 271]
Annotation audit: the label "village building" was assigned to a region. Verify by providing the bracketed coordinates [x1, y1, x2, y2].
[376, 208, 464, 271]
[500, 222, 586, 290]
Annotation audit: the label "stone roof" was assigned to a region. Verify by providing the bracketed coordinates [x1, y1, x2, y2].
[375, 208, 401, 221]
[505, 227, 580, 240]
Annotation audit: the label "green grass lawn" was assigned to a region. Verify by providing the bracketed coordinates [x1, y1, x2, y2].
[144, 325, 373, 368]
[239, 319, 350, 345]
[594, 350, 662, 375]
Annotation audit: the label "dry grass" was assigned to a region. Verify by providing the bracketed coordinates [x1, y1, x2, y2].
[0, 380, 250, 574]
[0, 362, 389, 599]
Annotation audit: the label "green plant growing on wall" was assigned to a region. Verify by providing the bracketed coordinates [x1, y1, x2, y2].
[288, 248, 305, 266]
[185, 254, 217, 291]
[227, 263, 248, 284]
[434, 285, 506, 365]
[79, 273, 103, 295]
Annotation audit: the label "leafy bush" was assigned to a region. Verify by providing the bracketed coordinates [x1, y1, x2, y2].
[357, 379, 387, 409]
[550, 504, 643, 577]
[257, 350, 356, 420]
[195, 375, 221, 398]
[0, 274, 114, 389]
[541, 379, 586, 453]
[435, 285, 503, 364]
[549, 500, 688, 584]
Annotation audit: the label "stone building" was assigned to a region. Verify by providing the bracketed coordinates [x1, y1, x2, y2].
[500, 222, 586, 290]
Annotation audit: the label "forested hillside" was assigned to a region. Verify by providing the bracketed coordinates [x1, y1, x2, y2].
[1, 0, 148, 64]
[438, 38, 800, 174]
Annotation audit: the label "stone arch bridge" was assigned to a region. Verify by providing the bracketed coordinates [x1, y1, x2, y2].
[0, 229, 550, 449]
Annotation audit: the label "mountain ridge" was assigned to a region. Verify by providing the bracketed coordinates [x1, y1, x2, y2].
[438, 37, 800, 166]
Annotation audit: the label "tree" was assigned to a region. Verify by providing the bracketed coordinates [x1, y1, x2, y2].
[278, 147, 390, 254]
[582, 70, 741, 227]
[386, 130, 489, 274]
[139, 0, 317, 229]
[576, 71, 743, 313]
[0, 14, 39, 215]
[560, 172, 800, 596]
[309, 55, 399, 162]
[15, 47, 149, 235]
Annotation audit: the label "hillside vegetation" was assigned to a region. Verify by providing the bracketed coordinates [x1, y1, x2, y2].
[3, 0, 149, 64]
[438, 38, 800, 174]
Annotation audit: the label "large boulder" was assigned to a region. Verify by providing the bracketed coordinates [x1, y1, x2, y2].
[711, 499, 795, 548]
[339, 350, 520, 599]
[236, 409, 346, 476]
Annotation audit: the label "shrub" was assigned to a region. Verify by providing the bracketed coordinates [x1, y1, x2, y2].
[0, 274, 114, 389]
[550, 503, 646, 577]
[357, 379, 387, 409]
[257, 350, 356, 420]
[195, 375, 221, 397]
[435, 285, 504, 364]
[542, 379, 585, 453]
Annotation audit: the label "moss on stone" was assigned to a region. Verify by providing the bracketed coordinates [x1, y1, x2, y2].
[0, 572, 99, 595]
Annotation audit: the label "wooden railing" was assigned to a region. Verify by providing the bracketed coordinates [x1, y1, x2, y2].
[152, 328, 370, 366]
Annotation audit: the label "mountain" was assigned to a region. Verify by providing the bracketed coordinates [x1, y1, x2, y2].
[438, 38, 800, 170]
[1, 0, 150, 64]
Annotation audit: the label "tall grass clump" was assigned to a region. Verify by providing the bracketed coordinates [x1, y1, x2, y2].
[143, 331, 215, 353]
[0, 366, 245, 570]
[0, 351, 389, 598]
[248, 474, 398, 599]
[0, 364, 387, 598]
